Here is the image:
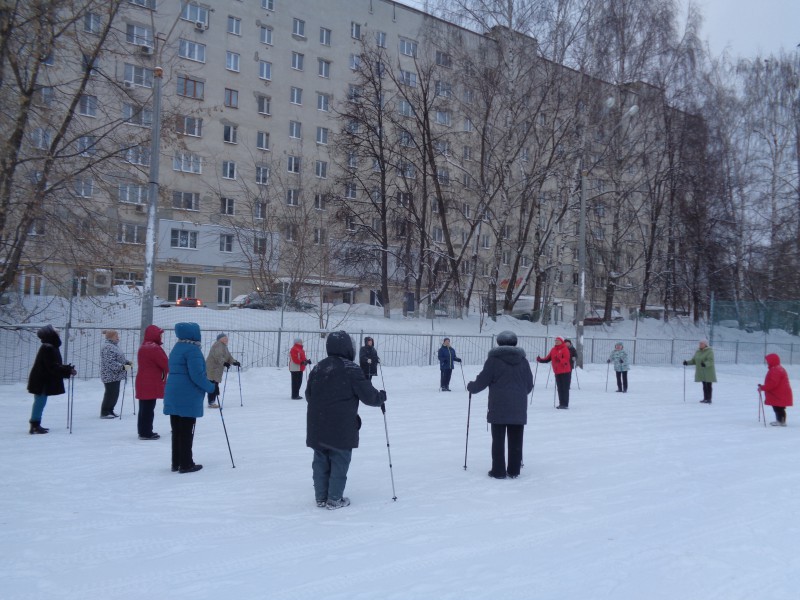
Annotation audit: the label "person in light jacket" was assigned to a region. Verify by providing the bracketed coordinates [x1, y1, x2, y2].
[683, 339, 716, 404]
[289, 338, 311, 399]
[27, 325, 76, 434]
[537, 337, 572, 409]
[135, 325, 168, 440]
[163, 322, 216, 473]
[99, 329, 130, 418]
[467, 331, 534, 479]
[359, 336, 379, 381]
[205, 333, 239, 408]
[437, 338, 462, 391]
[758, 353, 793, 426]
[608, 342, 630, 393]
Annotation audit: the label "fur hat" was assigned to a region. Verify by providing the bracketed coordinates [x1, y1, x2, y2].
[496, 331, 518, 346]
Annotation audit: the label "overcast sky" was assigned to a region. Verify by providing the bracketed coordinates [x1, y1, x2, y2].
[399, 0, 800, 60]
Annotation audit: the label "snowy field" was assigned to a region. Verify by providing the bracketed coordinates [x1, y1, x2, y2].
[2, 358, 799, 600]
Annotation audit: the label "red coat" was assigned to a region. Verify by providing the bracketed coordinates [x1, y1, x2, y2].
[760, 354, 793, 407]
[290, 343, 308, 372]
[539, 343, 572, 375]
[135, 325, 169, 400]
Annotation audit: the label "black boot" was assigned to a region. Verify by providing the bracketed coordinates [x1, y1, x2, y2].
[29, 420, 49, 434]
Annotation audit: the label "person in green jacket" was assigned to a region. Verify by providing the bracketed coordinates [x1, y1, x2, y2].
[683, 339, 716, 403]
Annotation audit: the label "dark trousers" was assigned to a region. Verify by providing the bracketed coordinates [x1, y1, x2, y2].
[491, 424, 524, 477]
[615, 371, 628, 391]
[555, 372, 571, 407]
[101, 380, 121, 416]
[440, 369, 453, 390]
[291, 371, 303, 398]
[312, 447, 353, 502]
[170, 415, 197, 470]
[208, 379, 219, 405]
[772, 406, 786, 423]
[702, 382, 713, 401]
[138, 399, 156, 436]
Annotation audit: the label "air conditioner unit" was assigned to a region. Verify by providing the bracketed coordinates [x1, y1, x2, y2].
[140, 45, 153, 55]
[194, 21, 206, 31]
[135, 204, 146, 213]
[123, 81, 134, 89]
[93, 271, 111, 289]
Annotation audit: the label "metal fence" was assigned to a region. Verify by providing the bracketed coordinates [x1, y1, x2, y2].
[2, 325, 798, 383]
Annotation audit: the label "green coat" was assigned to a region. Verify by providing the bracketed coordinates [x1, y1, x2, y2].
[686, 347, 716, 383]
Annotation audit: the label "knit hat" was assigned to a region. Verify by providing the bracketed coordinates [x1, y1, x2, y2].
[294, 337, 303, 344]
[555, 336, 564, 343]
[217, 333, 228, 341]
[496, 331, 518, 346]
[699, 338, 708, 346]
[615, 341, 623, 348]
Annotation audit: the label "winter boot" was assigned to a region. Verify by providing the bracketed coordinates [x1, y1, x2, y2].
[326, 497, 351, 510]
[29, 420, 49, 434]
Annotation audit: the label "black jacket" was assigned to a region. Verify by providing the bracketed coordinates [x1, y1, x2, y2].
[306, 331, 383, 450]
[27, 325, 73, 396]
[359, 339, 379, 377]
[467, 346, 533, 425]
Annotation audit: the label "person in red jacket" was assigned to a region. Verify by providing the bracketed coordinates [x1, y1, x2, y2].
[289, 338, 311, 399]
[758, 353, 793, 427]
[135, 325, 169, 440]
[537, 336, 573, 409]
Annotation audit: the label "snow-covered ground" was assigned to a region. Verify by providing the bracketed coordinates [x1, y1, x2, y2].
[3, 357, 799, 599]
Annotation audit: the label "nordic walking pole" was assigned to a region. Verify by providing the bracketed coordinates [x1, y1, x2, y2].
[119, 375, 127, 420]
[683, 364, 686, 403]
[217, 398, 236, 468]
[464, 393, 472, 470]
[529, 361, 539, 406]
[553, 380, 557, 408]
[605, 361, 610, 392]
[68, 376, 75, 434]
[220, 365, 229, 409]
[758, 390, 767, 428]
[132, 370, 136, 415]
[545, 368, 551, 389]
[237, 364, 243, 407]
[380, 402, 397, 500]
[574, 367, 580, 390]
[459, 361, 467, 391]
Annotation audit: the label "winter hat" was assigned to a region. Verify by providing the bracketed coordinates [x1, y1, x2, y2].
[102, 329, 118, 340]
[699, 338, 708, 346]
[294, 337, 303, 344]
[563, 338, 572, 345]
[615, 341, 623, 348]
[217, 333, 228, 341]
[443, 337, 450, 342]
[496, 331, 518, 346]
[555, 336, 564, 344]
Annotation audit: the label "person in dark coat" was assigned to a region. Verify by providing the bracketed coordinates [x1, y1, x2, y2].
[135, 325, 168, 440]
[27, 325, 76, 434]
[467, 331, 534, 479]
[163, 322, 216, 473]
[564, 338, 578, 371]
[305, 331, 386, 509]
[437, 337, 462, 391]
[759, 353, 793, 426]
[359, 336, 379, 381]
[537, 336, 572, 409]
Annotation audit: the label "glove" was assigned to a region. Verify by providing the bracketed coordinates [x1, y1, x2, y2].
[377, 390, 387, 403]
[536, 357, 543, 363]
[619, 359, 624, 364]
[125, 361, 132, 366]
[70, 368, 77, 376]
[682, 361, 688, 366]
[700, 362, 706, 368]
[306, 359, 313, 365]
[233, 361, 241, 367]
[224, 362, 231, 369]
[454, 358, 462, 363]
[757, 384, 763, 391]
[607, 359, 611, 364]
[124, 363, 133, 372]
[367, 359, 372, 364]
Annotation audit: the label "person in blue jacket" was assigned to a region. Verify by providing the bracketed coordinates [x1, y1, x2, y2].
[437, 337, 461, 391]
[163, 322, 216, 473]
[467, 331, 534, 479]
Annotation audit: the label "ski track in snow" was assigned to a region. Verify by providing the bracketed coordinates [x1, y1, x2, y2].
[2, 363, 800, 599]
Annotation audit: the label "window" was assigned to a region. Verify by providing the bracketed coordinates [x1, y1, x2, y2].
[257, 95, 271, 115]
[399, 69, 417, 87]
[129, 0, 156, 8]
[177, 115, 202, 136]
[118, 223, 146, 244]
[520, 256, 531, 268]
[502, 252, 510, 265]
[226, 52, 240, 72]
[168, 275, 196, 302]
[173, 151, 202, 174]
[223, 124, 238, 143]
[287, 155, 301, 173]
[317, 93, 330, 112]
[41, 51, 54, 66]
[376, 31, 387, 47]
[36, 86, 55, 106]
[255, 202, 267, 219]
[435, 140, 450, 156]
[260, 25, 273, 45]
[397, 192, 411, 206]
[84, 12, 101, 33]
[256, 131, 270, 150]
[284, 224, 298, 242]
[435, 50, 452, 67]
[399, 130, 414, 147]
[318, 59, 330, 78]
[290, 87, 302, 105]
[348, 84, 361, 101]
[114, 271, 144, 286]
[170, 229, 198, 249]
[462, 202, 471, 218]
[74, 177, 94, 197]
[79, 95, 97, 117]
[291, 52, 304, 71]
[435, 80, 452, 98]
[124, 64, 153, 87]
[398, 99, 414, 117]
[126, 24, 153, 47]
[227, 16, 241, 35]
[123, 145, 150, 166]
[399, 162, 415, 179]
[345, 182, 357, 199]
[254, 236, 268, 254]
[316, 127, 328, 144]
[178, 39, 206, 62]
[399, 38, 417, 57]
[314, 193, 326, 210]
[256, 165, 269, 185]
[463, 146, 472, 161]
[177, 75, 204, 99]
[320, 27, 331, 45]
[261, 0, 274, 10]
[349, 54, 361, 70]
[77, 135, 96, 156]
[286, 189, 300, 206]
[217, 279, 232, 304]
[292, 18, 305, 37]
[123, 103, 153, 126]
[436, 110, 451, 126]
[180, 2, 208, 25]
[224, 88, 239, 108]
[259, 60, 272, 81]
[481, 234, 490, 249]
[351, 22, 361, 39]
[432, 227, 444, 243]
[172, 191, 200, 210]
[119, 183, 148, 204]
[314, 227, 326, 245]
[345, 215, 356, 231]
[289, 121, 301, 139]
[222, 161, 237, 179]
[220, 197, 235, 215]
[347, 153, 357, 168]
[315, 160, 327, 178]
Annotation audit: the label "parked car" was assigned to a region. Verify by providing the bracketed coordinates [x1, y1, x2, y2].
[175, 297, 203, 307]
[229, 294, 249, 308]
[239, 291, 314, 312]
[583, 308, 624, 325]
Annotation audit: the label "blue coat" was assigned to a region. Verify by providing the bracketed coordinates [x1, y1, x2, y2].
[163, 323, 216, 418]
[438, 345, 459, 370]
[467, 346, 534, 425]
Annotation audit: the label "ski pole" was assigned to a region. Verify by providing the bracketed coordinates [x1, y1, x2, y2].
[529, 361, 539, 406]
[758, 390, 767, 428]
[459, 361, 467, 391]
[237, 364, 243, 407]
[464, 393, 472, 470]
[605, 362, 610, 392]
[217, 397, 236, 468]
[379, 362, 387, 391]
[120, 376, 127, 420]
[221, 366, 229, 409]
[574, 367, 580, 390]
[380, 402, 397, 500]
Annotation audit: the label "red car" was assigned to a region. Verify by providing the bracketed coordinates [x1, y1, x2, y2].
[175, 297, 203, 307]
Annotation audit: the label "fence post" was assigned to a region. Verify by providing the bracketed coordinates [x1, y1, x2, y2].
[632, 339, 637, 365]
[590, 338, 595, 363]
[428, 334, 434, 366]
[735, 341, 739, 365]
[670, 339, 674, 365]
[276, 328, 282, 367]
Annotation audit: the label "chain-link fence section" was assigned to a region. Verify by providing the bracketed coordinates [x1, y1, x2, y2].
[711, 299, 800, 337]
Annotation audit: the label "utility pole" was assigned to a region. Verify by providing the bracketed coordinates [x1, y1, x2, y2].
[575, 167, 588, 368]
